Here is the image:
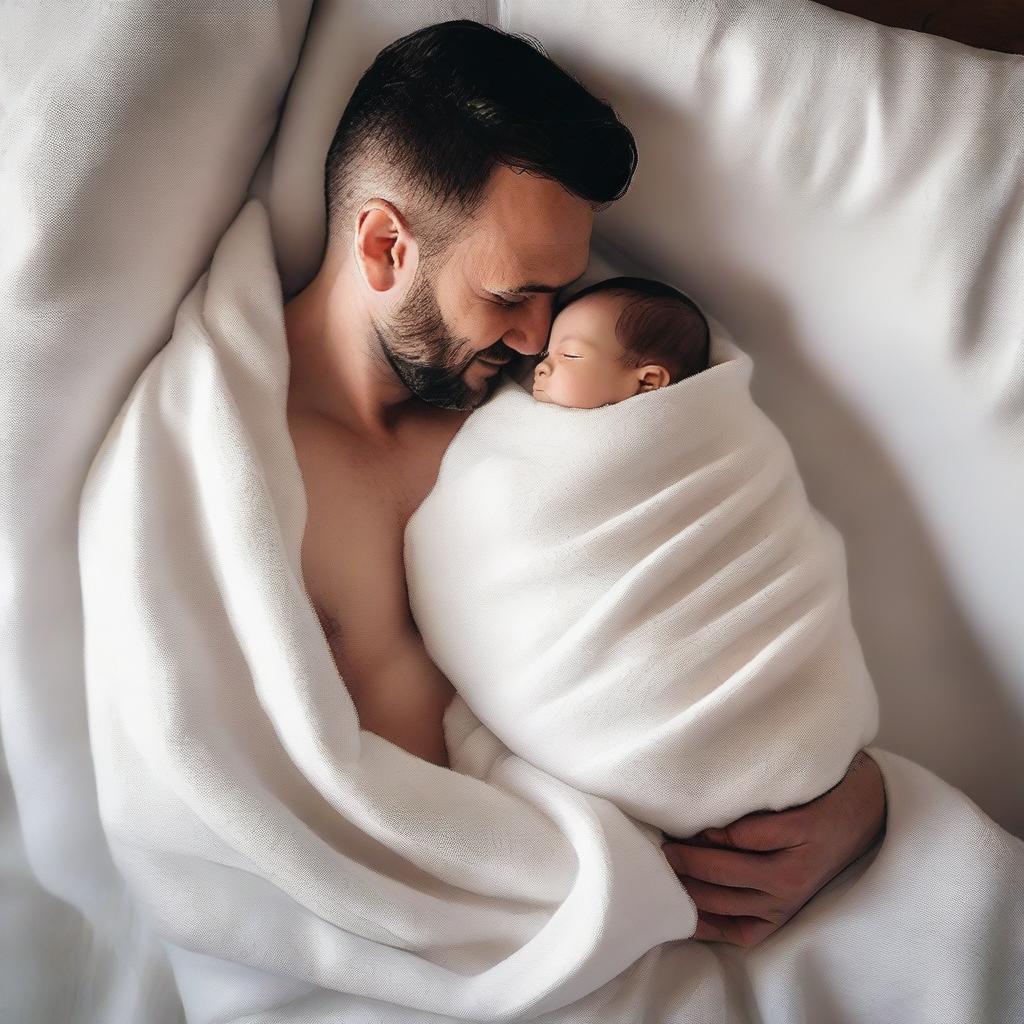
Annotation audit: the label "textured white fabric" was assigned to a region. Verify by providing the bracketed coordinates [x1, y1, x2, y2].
[405, 330, 879, 836]
[78, 197, 1024, 1023]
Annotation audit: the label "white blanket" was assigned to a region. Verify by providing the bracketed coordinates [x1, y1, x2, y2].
[78, 198, 1024, 1023]
[405, 333, 879, 837]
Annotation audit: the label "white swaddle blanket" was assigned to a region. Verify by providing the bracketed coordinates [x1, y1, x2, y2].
[405, 333, 879, 836]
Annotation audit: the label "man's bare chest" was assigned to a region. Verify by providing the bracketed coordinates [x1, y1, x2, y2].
[287, 406, 467, 666]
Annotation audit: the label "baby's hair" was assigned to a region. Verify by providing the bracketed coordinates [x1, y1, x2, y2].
[556, 276, 710, 383]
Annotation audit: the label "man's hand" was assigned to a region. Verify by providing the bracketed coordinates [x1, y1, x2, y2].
[662, 749, 887, 948]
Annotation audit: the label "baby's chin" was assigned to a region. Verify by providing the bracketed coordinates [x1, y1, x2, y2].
[532, 386, 591, 409]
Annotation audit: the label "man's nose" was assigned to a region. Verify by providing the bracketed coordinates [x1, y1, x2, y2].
[501, 300, 553, 357]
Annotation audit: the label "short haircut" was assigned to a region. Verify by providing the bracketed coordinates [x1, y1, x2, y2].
[557, 276, 711, 383]
[324, 20, 637, 260]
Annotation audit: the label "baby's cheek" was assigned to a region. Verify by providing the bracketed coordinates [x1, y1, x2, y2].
[555, 374, 586, 408]
[583, 366, 611, 399]
[570, 373, 606, 409]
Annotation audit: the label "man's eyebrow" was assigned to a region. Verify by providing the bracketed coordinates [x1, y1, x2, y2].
[501, 270, 588, 295]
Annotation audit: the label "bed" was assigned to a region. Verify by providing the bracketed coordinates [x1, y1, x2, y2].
[1, 2, 1021, 1021]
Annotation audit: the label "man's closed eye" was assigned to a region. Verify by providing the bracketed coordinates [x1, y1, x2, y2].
[491, 294, 527, 309]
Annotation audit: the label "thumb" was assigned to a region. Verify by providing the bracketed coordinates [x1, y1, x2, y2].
[697, 809, 802, 852]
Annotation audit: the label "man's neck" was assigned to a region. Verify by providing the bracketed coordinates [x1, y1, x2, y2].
[284, 259, 416, 441]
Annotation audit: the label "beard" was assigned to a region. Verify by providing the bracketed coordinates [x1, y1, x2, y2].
[372, 262, 515, 411]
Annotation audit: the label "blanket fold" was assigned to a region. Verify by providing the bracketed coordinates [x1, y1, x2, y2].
[405, 330, 879, 836]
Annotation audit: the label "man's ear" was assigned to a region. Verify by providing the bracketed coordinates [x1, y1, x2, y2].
[637, 364, 672, 392]
[354, 199, 419, 299]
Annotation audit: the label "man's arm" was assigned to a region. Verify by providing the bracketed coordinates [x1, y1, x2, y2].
[661, 749, 887, 948]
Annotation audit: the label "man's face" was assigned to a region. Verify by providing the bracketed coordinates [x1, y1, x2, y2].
[374, 165, 594, 410]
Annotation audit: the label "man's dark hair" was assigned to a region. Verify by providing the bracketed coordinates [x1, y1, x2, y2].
[557, 276, 711, 383]
[324, 19, 637, 260]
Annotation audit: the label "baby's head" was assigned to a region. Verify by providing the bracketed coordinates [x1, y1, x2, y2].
[531, 277, 710, 408]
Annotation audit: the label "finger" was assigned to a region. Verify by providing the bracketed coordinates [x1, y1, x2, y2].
[663, 842, 779, 892]
[678, 875, 786, 922]
[693, 911, 779, 948]
[695, 808, 810, 852]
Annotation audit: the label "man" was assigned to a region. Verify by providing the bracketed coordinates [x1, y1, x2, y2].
[284, 19, 886, 950]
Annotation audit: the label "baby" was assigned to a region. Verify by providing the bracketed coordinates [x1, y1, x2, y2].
[529, 275, 711, 409]
[404, 272, 878, 836]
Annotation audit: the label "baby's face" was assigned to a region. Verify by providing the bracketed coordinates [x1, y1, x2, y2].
[532, 292, 668, 409]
